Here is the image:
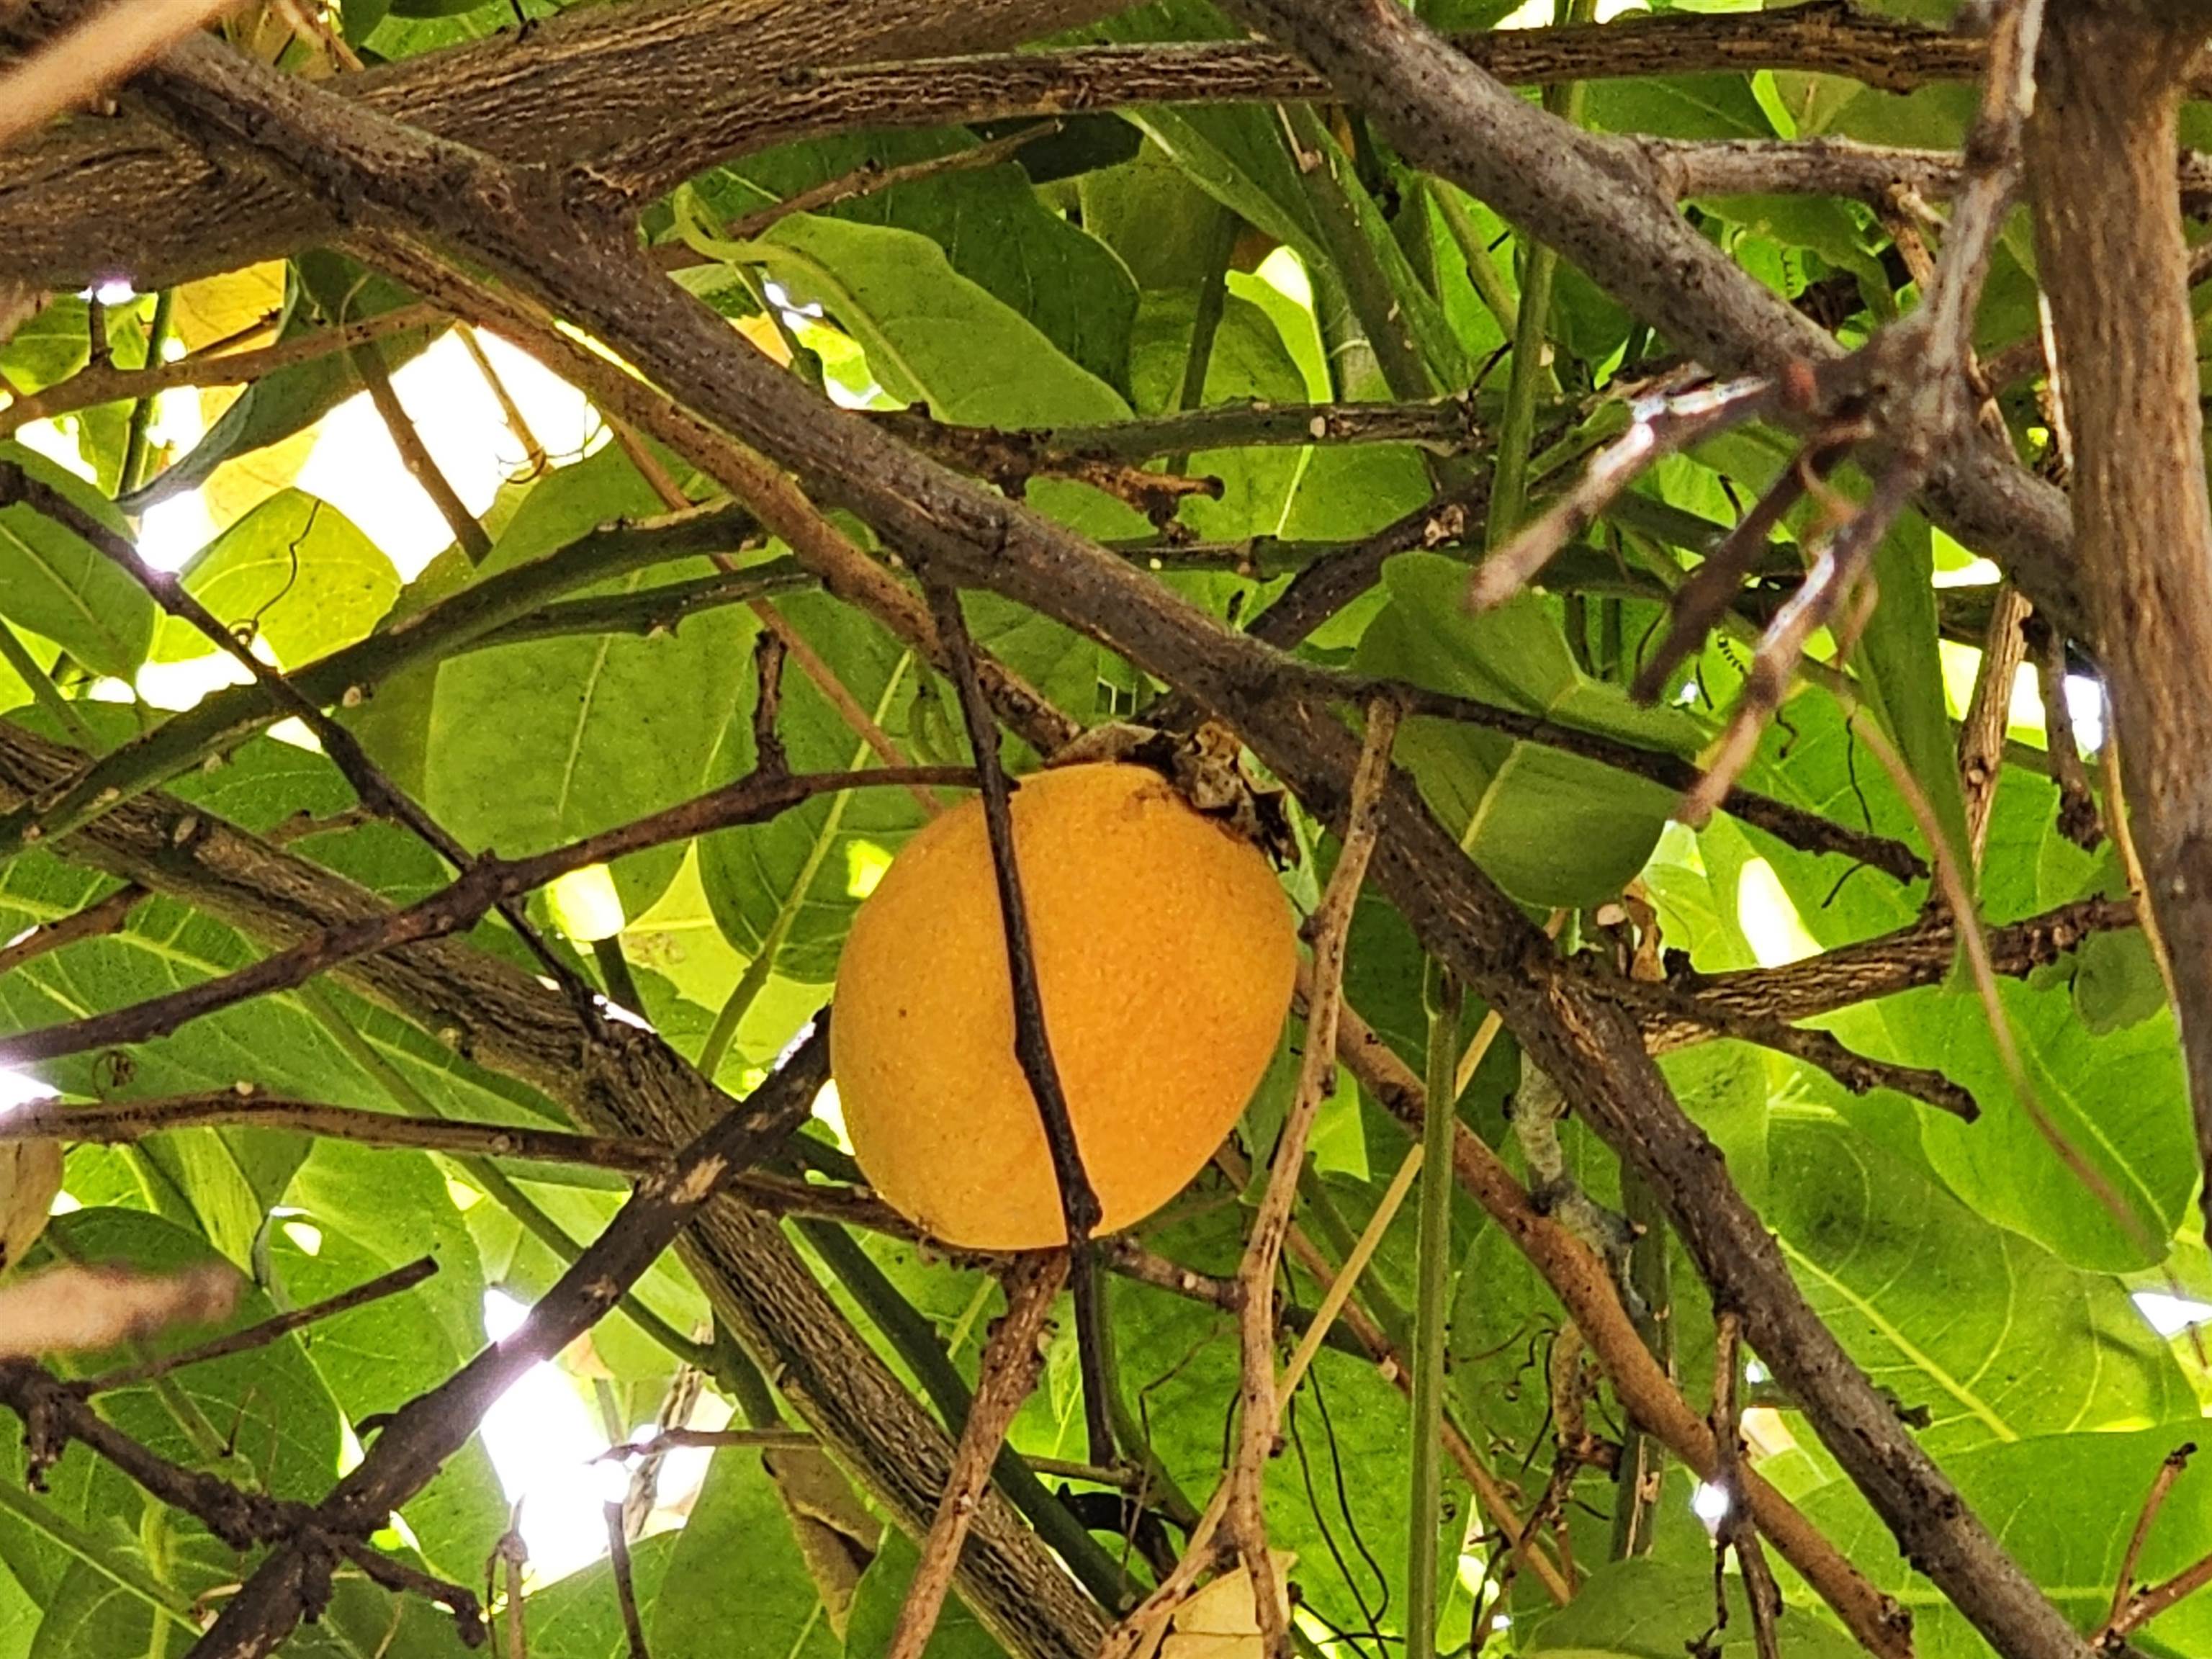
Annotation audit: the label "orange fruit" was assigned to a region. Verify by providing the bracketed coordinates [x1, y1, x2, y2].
[830, 763, 1297, 1250]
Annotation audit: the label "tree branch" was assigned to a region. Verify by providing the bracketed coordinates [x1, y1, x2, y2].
[182, 1025, 830, 1658]
[0, 0, 2124, 290]
[0, 1093, 676, 1174]
[115, 31, 2087, 1659]
[2026, 4, 2212, 1250]
[0, 765, 972, 1065]
[0, 716, 1111, 1659]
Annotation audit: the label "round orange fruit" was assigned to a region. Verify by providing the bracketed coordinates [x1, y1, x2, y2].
[830, 762, 1298, 1250]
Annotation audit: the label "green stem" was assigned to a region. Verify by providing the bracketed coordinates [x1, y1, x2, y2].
[1432, 184, 1519, 341]
[1285, 104, 1436, 405]
[1408, 962, 1462, 1659]
[120, 289, 176, 498]
[1166, 205, 1242, 482]
[0, 619, 95, 747]
[1488, 0, 1595, 544]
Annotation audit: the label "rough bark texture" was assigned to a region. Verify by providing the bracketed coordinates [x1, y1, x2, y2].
[0, 0, 1128, 287]
[2026, 5, 2212, 1247]
[115, 28, 2106, 1648]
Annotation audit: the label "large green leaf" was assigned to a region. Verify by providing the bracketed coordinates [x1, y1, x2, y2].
[648, 1449, 841, 1659]
[1768, 1107, 2190, 1452]
[422, 446, 760, 919]
[745, 217, 1130, 426]
[723, 134, 1140, 392]
[1803, 1426, 2212, 1657]
[166, 488, 401, 669]
[1354, 552, 1704, 907]
[120, 253, 445, 513]
[0, 442, 156, 678]
[1524, 1557, 1862, 1658]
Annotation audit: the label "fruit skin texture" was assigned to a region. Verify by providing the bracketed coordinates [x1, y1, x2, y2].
[831, 762, 1298, 1251]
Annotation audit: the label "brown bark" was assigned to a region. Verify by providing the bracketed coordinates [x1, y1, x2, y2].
[0, 0, 1130, 288]
[2026, 4, 2212, 1246]
[1221, 0, 2080, 639]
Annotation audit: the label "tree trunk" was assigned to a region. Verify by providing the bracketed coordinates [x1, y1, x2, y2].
[2026, 1, 2212, 1242]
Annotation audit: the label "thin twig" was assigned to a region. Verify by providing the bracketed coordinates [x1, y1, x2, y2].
[1100, 701, 1399, 1659]
[454, 324, 547, 478]
[1467, 377, 1779, 611]
[595, 1426, 819, 1460]
[885, 1251, 1066, 1659]
[1959, 583, 2033, 862]
[0, 1093, 676, 1173]
[604, 1502, 651, 1659]
[2107, 1443, 2197, 1629]
[349, 343, 493, 563]
[2028, 616, 2102, 850]
[0, 885, 145, 978]
[0, 765, 971, 1066]
[1709, 1310, 1784, 1659]
[922, 577, 1113, 1462]
[76, 1256, 437, 1394]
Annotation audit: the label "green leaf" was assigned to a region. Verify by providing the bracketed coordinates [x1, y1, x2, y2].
[1853, 511, 1970, 881]
[700, 599, 927, 985]
[725, 136, 1140, 392]
[1524, 1557, 1863, 1658]
[422, 446, 760, 919]
[0, 443, 156, 678]
[168, 489, 401, 669]
[649, 1449, 841, 1659]
[1803, 1426, 2212, 1656]
[1768, 1107, 2190, 1452]
[745, 216, 1130, 426]
[120, 253, 444, 512]
[1354, 552, 1704, 907]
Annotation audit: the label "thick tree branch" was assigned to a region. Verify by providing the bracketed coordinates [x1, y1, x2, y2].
[2027, 5, 2212, 1251]
[5, 0, 2185, 293]
[0, 0, 1133, 287]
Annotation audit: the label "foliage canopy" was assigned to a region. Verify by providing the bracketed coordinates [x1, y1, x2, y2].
[0, 2, 2209, 1659]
